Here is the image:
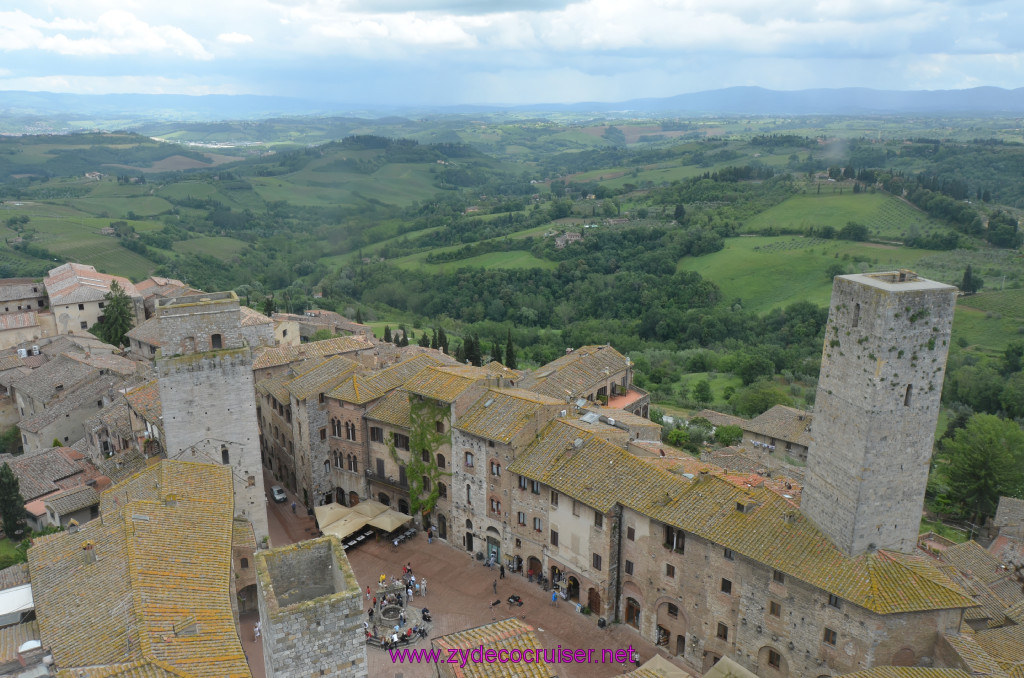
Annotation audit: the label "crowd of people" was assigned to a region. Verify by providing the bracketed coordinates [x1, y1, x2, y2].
[363, 562, 430, 649]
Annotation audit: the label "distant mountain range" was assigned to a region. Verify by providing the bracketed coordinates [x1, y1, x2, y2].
[2, 86, 1024, 123]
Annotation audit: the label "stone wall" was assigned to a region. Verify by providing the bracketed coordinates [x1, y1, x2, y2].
[156, 292, 244, 355]
[803, 272, 956, 557]
[256, 536, 368, 678]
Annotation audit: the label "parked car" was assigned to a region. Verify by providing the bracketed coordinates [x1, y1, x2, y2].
[271, 485, 287, 503]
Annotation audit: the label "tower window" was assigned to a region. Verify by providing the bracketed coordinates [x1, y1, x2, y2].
[221, 446, 229, 464]
[904, 384, 912, 406]
[852, 302, 860, 328]
[211, 333, 222, 349]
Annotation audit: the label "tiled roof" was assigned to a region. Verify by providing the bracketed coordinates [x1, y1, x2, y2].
[0, 620, 39, 666]
[0, 311, 38, 330]
[327, 353, 443, 404]
[431, 618, 555, 678]
[97, 449, 151, 485]
[941, 632, 1007, 676]
[87, 402, 134, 442]
[519, 345, 627, 400]
[365, 390, 411, 429]
[0, 563, 29, 590]
[0, 277, 43, 303]
[239, 306, 273, 326]
[18, 374, 135, 433]
[126, 317, 163, 347]
[2, 447, 84, 500]
[125, 380, 161, 423]
[44, 263, 140, 305]
[252, 336, 373, 370]
[840, 670, 972, 678]
[0, 355, 25, 372]
[403, 364, 490, 402]
[695, 409, 749, 429]
[39, 334, 116, 357]
[456, 388, 562, 444]
[63, 350, 142, 377]
[284, 355, 360, 400]
[255, 376, 291, 405]
[974, 624, 1024, 673]
[995, 497, 1024, 529]
[45, 484, 100, 516]
[941, 541, 1014, 586]
[29, 460, 250, 678]
[748, 405, 813, 446]
[508, 420, 975, 615]
[12, 353, 98, 403]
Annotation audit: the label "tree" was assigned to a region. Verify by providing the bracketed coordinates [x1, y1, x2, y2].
[1001, 373, 1024, 420]
[263, 295, 276, 316]
[714, 425, 744, 447]
[383, 325, 392, 343]
[1002, 341, 1023, 375]
[673, 204, 686, 222]
[355, 308, 364, 324]
[940, 413, 1024, 523]
[399, 331, 409, 347]
[0, 427, 19, 456]
[418, 332, 430, 348]
[692, 380, 713, 406]
[730, 381, 793, 417]
[93, 280, 134, 347]
[960, 265, 982, 295]
[465, 334, 482, 367]
[0, 463, 26, 541]
[309, 328, 335, 342]
[504, 329, 517, 370]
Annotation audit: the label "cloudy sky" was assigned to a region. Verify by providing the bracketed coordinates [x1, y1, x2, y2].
[0, 0, 1021, 106]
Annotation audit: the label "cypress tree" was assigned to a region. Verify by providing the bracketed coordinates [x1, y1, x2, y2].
[383, 325, 392, 342]
[504, 329, 517, 369]
[355, 308, 364, 324]
[418, 332, 430, 348]
[430, 328, 438, 350]
[0, 463, 26, 541]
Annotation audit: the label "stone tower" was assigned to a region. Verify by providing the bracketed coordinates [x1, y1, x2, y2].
[802, 271, 956, 557]
[156, 291, 269, 543]
[256, 536, 368, 678]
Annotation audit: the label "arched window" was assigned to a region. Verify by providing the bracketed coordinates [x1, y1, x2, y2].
[422, 476, 431, 492]
[436, 453, 446, 468]
[438, 482, 447, 499]
[852, 303, 860, 328]
[421, 449, 430, 463]
[466, 484, 472, 504]
[240, 557, 249, 569]
[904, 384, 913, 406]
[324, 460, 330, 474]
[351, 456, 358, 473]
[221, 446, 230, 465]
[211, 333, 223, 349]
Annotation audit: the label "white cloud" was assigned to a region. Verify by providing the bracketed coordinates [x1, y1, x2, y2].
[218, 32, 255, 44]
[0, 74, 244, 95]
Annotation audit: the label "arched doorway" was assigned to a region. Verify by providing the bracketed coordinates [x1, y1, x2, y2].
[465, 519, 474, 552]
[486, 526, 500, 564]
[238, 584, 258, 613]
[437, 514, 447, 540]
[657, 625, 670, 647]
[566, 576, 580, 602]
[398, 498, 409, 514]
[349, 491, 359, 506]
[378, 492, 391, 506]
[625, 598, 641, 628]
[588, 588, 601, 615]
[527, 556, 542, 580]
[675, 635, 686, 657]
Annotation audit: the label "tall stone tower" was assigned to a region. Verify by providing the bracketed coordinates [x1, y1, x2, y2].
[156, 291, 269, 543]
[802, 271, 956, 557]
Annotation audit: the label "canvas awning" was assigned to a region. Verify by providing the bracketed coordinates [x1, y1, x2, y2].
[322, 514, 371, 540]
[314, 502, 350, 527]
[367, 509, 412, 533]
[351, 499, 389, 518]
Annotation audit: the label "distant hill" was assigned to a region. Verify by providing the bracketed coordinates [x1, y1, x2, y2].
[3, 86, 1024, 125]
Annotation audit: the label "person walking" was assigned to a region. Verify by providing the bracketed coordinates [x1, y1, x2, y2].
[499, 564, 505, 579]
[551, 590, 558, 607]
[493, 579, 497, 594]
[366, 585, 371, 600]
[421, 578, 427, 596]
[407, 585, 413, 601]
[291, 501, 296, 514]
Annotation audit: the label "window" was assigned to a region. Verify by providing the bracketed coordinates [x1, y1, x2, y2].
[904, 384, 913, 406]
[592, 553, 602, 571]
[221, 446, 230, 465]
[436, 453, 446, 468]
[78, 303, 85, 310]
[80, 321, 88, 329]
[517, 512, 526, 526]
[624, 560, 634, 575]
[241, 557, 249, 569]
[533, 517, 542, 531]
[518, 475, 527, 490]
[422, 476, 431, 492]
[422, 449, 430, 463]
[376, 458, 385, 476]
[594, 512, 603, 529]
[724, 548, 734, 560]
[667, 603, 678, 618]
[664, 525, 684, 552]
[370, 427, 384, 443]
[324, 460, 330, 474]
[852, 302, 860, 328]
[490, 499, 501, 514]
[438, 482, 446, 498]
[393, 433, 410, 451]
[716, 623, 728, 641]
[550, 530, 558, 546]
[351, 457, 358, 473]
[320, 428, 327, 441]
[490, 461, 501, 477]
[435, 421, 445, 433]
[572, 500, 580, 517]
[768, 649, 782, 669]
[828, 594, 841, 609]
[550, 491, 559, 508]
[773, 570, 785, 584]
[823, 628, 837, 646]
[466, 484, 472, 504]
[627, 526, 635, 541]
[721, 578, 732, 594]
[346, 422, 356, 441]
[97, 302, 104, 309]
[211, 333, 222, 349]
[465, 451, 474, 467]
[769, 601, 781, 617]
[530, 480, 540, 494]
[319, 393, 325, 404]
[665, 564, 675, 578]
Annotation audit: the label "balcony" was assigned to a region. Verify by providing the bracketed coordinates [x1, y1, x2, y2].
[365, 469, 408, 490]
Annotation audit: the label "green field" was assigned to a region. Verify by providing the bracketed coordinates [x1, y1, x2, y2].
[250, 160, 440, 208]
[743, 191, 942, 239]
[172, 236, 248, 260]
[389, 248, 555, 273]
[679, 236, 933, 313]
[958, 288, 1024, 319]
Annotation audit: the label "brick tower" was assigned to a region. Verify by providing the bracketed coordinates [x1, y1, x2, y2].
[802, 271, 956, 557]
[156, 291, 269, 543]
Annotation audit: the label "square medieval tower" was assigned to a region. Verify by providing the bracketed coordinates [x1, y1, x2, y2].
[802, 271, 956, 557]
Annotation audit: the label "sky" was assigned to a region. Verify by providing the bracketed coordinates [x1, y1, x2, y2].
[0, 0, 1022, 106]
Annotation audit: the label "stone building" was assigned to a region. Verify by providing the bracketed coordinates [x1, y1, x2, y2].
[0, 310, 55, 350]
[255, 536, 367, 678]
[698, 405, 814, 463]
[43, 263, 145, 335]
[803, 271, 957, 557]
[155, 291, 269, 543]
[0, 277, 47, 313]
[519, 344, 649, 417]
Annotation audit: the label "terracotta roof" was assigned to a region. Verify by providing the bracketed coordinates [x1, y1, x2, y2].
[0, 311, 38, 330]
[0, 620, 39, 666]
[63, 350, 141, 377]
[239, 306, 273, 327]
[327, 353, 443, 404]
[29, 460, 250, 678]
[974, 624, 1024, 674]
[942, 632, 1007, 676]
[519, 345, 627, 400]
[0, 564, 29, 590]
[44, 263, 140, 305]
[126, 317, 163, 347]
[97, 449, 151, 485]
[508, 420, 975, 615]
[695, 409, 748, 429]
[431, 618, 555, 678]
[456, 388, 562, 444]
[87, 402, 134, 441]
[747, 405, 813, 446]
[11, 353, 98, 403]
[44, 484, 100, 516]
[1, 447, 85, 500]
[0, 355, 25, 372]
[0, 277, 43, 303]
[255, 376, 291, 405]
[125, 380, 161, 423]
[402, 364, 490, 402]
[365, 390, 411, 429]
[841, 670, 972, 678]
[284, 355, 360, 400]
[18, 374, 135, 434]
[941, 541, 1016, 587]
[995, 497, 1024, 529]
[252, 335, 373, 370]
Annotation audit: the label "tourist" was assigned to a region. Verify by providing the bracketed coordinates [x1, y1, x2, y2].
[421, 578, 427, 596]
[499, 564, 505, 579]
[551, 590, 557, 607]
[368, 608, 374, 620]
[399, 610, 406, 626]
[407, 585, 413, 601]
[366, 585, 370, 599]
[492, 579, 497, 594]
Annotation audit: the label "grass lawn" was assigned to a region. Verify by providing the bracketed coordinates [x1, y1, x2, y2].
[920, 517, 969, 543]
[390, 248, 555, 273]
[679, 235, 933, 313]
[172, 236, 248, 260]
[0, 538, 22, 559]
